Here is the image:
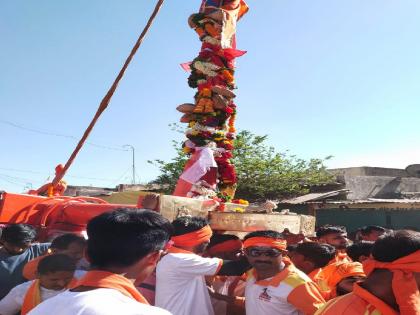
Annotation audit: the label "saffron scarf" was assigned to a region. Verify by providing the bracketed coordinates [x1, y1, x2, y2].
[76, 270, 149, 304]
[21, 280, 42, 315]
[363, 250, 420, 315]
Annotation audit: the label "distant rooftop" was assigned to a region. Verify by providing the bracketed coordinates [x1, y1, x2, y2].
[329, 166, 419, 178]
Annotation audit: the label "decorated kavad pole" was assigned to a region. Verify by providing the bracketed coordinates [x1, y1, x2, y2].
[174, 0, 248, 204]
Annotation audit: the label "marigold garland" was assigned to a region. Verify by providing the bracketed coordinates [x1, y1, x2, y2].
[176, 1, 248, 201]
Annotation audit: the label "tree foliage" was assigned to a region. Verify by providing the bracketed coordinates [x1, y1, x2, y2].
[148, 129, 334, 201]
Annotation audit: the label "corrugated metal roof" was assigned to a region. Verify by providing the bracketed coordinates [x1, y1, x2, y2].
[281, 189, 349, 204]
[314, 198, 420, 205]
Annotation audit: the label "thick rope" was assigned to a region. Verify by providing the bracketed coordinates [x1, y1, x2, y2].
[45, 0, 165, 191]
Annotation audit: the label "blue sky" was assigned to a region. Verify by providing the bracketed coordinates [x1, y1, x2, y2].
[2, 1, 420, 192]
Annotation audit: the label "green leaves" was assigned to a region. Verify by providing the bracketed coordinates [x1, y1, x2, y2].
[148, 129, 334, 201]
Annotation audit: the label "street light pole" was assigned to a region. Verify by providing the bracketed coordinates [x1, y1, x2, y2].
[123, 144, 136, 185]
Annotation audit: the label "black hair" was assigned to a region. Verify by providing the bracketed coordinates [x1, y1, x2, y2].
[87, 208, 172, 268]
[359, 225, 386, 236]
[207, 234, 239, 250]
[172, 216, 208, 236]
[346, 241, 374, 262]
[0, 224, 37, 245]
[286, 244, 298, 252]
[316, 225, 347, 238]
[243, 230, 284, 241]
[295, 242, 336, 268]
[51, 233, 86, 250]
[37, 254, 76, 275]
[371, 230, 420, 262]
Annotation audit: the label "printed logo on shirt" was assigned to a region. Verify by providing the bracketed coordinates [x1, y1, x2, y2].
[258, 288, 271, 302]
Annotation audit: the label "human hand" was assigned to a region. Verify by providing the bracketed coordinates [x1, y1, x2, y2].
[142, 194, 160, 211]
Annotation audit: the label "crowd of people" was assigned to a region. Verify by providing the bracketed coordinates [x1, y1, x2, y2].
[0, 207, 418, 315]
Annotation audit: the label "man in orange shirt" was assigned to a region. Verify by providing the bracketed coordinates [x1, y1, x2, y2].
[315, 230, 420, 315]
[316, 225, 351, 263]
[289, 242, 336, 283]
[322, 262, 366, 298]
[288, 243, 364, 300]
[243, 230, 325, 315]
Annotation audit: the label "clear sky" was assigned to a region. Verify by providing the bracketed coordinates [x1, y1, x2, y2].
[2, 0, 420, 193]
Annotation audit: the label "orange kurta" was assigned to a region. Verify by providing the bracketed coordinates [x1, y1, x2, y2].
[315, 283, 398, 315]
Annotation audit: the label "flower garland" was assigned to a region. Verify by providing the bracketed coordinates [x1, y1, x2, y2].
[176, 1, 248, 201]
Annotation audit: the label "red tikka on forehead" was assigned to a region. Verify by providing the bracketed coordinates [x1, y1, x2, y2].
[171, 225, 213, 247]
[207, 239, 243, 256]
[243, 237, 287, 251]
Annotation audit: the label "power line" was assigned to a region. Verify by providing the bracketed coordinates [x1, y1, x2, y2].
[0, 167, 125, 183]
[110, 167, 132, 186]
[0, 175, 25, 187]
[0, 173, 42, 184]
[0, 119, 128, 152]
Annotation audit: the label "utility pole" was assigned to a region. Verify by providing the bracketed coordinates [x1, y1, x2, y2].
[123, 144, 136, 185]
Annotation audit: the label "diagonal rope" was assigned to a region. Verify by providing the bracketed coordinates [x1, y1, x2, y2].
[43, 0, 165, 192]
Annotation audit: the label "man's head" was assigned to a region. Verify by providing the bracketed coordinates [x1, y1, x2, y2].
[328, 262, 366, 296]
[86, 208, 172, 282]
[0, 224, 37, 255]
[358, 225, 386, 242]
[316, 225, 349, 250]
[371, 229, 420, 263]
[51, 233, 86, 263]
[172, 216, 212, 255]
[243, 230, 287, 272]
[289, 242, 336, 274]
[363, 230, 420, 311]
[37, 254, 76, 290]
[206, 234, 242, 260]
[346, 241, 374, 262]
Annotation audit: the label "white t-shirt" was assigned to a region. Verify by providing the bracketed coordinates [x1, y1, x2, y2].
[155, 252, 222, 315]
[27, 288, 172, 315]
[0, 280, 65, 315]
[245, 266, 324, 315]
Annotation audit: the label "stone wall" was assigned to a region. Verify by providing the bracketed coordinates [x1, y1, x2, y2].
[345, 175, 420, 199]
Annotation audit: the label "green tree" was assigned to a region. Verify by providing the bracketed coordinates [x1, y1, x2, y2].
[148, 129, 334, 201]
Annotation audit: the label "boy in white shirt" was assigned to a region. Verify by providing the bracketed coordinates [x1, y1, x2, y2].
[0, 253, 76, 315]
[155, 216, 250, 315]
[28, 208, 173, 315]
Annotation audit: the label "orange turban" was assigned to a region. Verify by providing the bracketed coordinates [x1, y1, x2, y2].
[327, 262, 366, 289]
[171, 225, 213, 247]
[243, 237, 287, 251]
[363, 250, 420, 315]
